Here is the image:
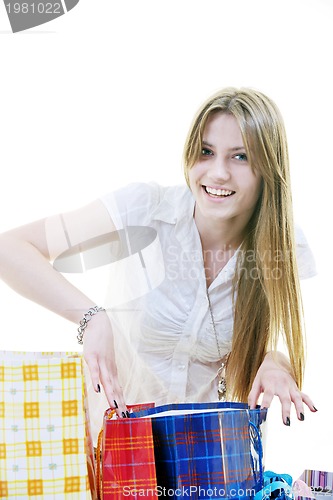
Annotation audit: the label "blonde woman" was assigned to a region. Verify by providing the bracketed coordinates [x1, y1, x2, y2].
[0, 87, 317, 427]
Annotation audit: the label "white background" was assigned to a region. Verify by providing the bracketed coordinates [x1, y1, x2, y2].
[0, 0, 332, 479]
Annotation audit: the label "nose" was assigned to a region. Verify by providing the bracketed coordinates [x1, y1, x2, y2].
[210, 156, 231, 182]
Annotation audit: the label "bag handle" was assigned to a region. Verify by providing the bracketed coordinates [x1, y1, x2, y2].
[96, 429, 104, 500]
[249, 420, 264, 490]
[254, 471, 293, 500]
[96, 409, 116, 500]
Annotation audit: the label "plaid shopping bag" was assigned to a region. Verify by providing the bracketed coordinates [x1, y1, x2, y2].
[0, 351, 96, 499]
[132, 402, 268, 499]
[98, 403, 157, 500]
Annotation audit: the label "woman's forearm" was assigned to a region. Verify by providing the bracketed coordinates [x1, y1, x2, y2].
[0, 200, 116, 323]
[0, 233, 97, 324]
[0, 231, 128, 414]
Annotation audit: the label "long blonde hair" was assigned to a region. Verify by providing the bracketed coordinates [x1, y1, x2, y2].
[183, 87, 305, 401]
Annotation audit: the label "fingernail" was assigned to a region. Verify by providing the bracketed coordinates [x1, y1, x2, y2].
[97, 384, 101, 393]
[121, 411, 126, 418]
[313, 406, 318, 412]
[284, 416, 290, 426]
[299, 412, 305, 421]
[113, 400, 118, 409]
[126, 411, 130, 418]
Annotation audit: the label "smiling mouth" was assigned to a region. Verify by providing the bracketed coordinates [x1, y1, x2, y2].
[203, 186, 235, 197]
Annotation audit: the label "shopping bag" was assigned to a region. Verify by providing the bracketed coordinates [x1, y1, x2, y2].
[255, 470, 333, 500]
[98, 403, 157, 499]
[0, 351, 97, 499]
[99, 401, 267, 499]
[295, 470, 333, 500]
[132, 402, 267, 499]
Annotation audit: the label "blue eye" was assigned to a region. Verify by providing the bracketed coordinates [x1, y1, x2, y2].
[234, 153, 248, 161]
[201, 147, 213, 156]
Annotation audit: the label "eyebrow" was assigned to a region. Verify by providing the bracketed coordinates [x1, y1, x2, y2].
[202, 140, 245, 151]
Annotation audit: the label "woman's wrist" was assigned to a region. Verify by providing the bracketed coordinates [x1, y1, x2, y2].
[77, 306, 106, 344]
[262, 351, 292, 374]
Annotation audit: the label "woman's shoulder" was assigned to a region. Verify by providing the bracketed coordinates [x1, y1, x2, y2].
[102, 182, 191, 208]
[100, 182, 192, 226]
[294, 223, 317, 279]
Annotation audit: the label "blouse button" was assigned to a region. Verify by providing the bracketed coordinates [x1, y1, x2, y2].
[178, 363, 186, 371]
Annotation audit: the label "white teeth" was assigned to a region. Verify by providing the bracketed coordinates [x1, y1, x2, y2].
[205, 186, 233, 197]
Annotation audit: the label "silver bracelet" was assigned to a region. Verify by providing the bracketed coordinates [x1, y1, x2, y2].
[77, 306, 105, 345]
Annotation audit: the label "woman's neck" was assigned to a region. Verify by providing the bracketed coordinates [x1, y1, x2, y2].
[194, 208, 244, 254]
[193, 208, 244, 287]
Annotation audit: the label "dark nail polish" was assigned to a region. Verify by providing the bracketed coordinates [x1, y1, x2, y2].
[284, 416, 290, 426]
[113, 400, 118, 409]
[313, 406, 318, 412]
[126, 411, 130, 418]
[121, 411, 126, 418]
[97, 384, 101, 393]
[299, 413, 305, 421]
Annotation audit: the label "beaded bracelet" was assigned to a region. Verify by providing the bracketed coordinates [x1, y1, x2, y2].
[77, 306, 105, 344]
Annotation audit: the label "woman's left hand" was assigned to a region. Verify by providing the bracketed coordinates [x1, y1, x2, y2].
[247, 351, 317, 425]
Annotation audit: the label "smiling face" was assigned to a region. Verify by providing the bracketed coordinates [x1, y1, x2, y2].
[188, 112, 263, 238]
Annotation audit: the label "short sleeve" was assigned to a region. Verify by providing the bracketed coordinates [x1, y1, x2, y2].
[295, 224, 317, 279]
[100, 182, 162, 229]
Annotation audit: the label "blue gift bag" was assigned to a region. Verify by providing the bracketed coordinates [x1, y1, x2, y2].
[132, 402, 268, 499]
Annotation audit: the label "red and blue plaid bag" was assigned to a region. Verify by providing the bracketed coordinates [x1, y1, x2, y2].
[132, 402, 267, 499]
[99, 402, 267, 499]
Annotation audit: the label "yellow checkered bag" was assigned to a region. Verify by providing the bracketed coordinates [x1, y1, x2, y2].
[0, 351, 97, 499]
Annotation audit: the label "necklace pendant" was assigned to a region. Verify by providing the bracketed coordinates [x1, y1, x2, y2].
[218, 377, 227, 401]
[217, 356, 229, 401]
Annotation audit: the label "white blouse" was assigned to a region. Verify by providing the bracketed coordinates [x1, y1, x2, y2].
[93, 182, 316, 409]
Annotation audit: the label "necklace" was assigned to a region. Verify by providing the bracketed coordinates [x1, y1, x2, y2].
[206, 290, 230, 401]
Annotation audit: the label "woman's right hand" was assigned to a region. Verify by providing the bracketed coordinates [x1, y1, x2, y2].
[82, 310, 128, 418]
